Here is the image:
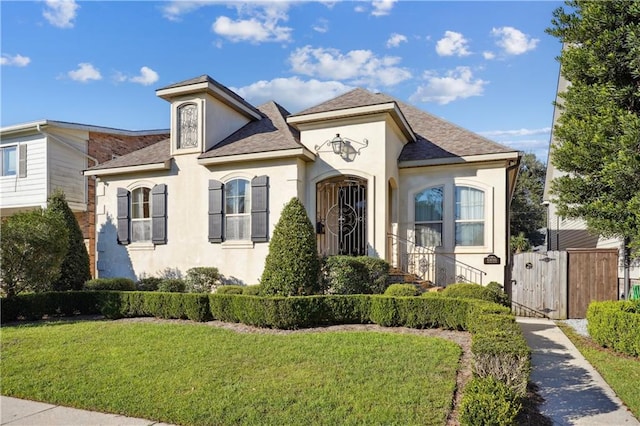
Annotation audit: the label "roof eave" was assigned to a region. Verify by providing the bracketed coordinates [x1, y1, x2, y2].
[287, 102, 416, 142]
[399, 151, 520, 168]
[198, 147, 315, 165]
[84, 160, 172, 177]
[156, 81, 261, 121]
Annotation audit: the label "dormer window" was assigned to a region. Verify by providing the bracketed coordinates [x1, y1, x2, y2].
[177, 103, 198, 149]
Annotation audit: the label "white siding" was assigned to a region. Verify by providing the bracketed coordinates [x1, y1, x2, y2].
[0, 133, 48, 213]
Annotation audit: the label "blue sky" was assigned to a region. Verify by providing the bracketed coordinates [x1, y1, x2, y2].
[1, 0, 564, 162]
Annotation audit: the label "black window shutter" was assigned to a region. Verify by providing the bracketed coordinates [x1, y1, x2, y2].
[117, 188, 130, 245]
[151, 184, 167, 244]
[251, 175, 269, 242]
[208, 180, 224, 243]
[18, 144, 27, 178]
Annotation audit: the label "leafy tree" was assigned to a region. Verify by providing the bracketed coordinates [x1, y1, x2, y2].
[49, 190, 91, 291]
[510, 153, 546, 247]
[0, 208, 69, 297]
[261, 197, 320, 296]
[547, 1, 640, 256]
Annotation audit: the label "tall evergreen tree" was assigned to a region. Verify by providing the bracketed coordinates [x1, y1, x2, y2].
[510, 153, 546, 247]
[261, 197, 320, 296]
[49, 190, 91, 290]
[547, 1, 640, 256]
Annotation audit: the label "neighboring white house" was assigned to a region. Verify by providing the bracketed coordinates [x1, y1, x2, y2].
[543, 72, 640, 285]
[0, 120, 168, 275]
[85, 75, 521, 286]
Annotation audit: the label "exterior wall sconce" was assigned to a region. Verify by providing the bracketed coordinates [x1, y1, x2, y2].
[315, 133, 369, 161]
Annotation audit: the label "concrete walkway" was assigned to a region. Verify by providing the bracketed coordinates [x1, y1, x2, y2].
[0, 396, 174, 426]
[518, 317, 639, 425]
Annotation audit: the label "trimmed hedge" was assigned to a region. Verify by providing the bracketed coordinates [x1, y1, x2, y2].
[384, 283, 421, 297]
[1, 289, 529, 419]
[321, 256, 391, 294]
[216, 285, 245, 295]
[587, 300, 640, 357]
[459, 377, 521, 426]
[84, 278, 136, 291]
[441, 283, 510, 307]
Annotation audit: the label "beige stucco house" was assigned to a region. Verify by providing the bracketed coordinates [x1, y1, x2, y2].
[85, 75, 521, 286]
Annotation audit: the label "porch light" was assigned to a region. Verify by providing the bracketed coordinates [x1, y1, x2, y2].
[314, 133, 369, 161]
[331, 134, 344, 155]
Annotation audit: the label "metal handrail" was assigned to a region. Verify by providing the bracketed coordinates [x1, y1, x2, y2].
[387, 232, 487, 286]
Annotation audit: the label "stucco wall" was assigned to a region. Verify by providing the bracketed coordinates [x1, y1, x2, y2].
[95, 154, 302, 284]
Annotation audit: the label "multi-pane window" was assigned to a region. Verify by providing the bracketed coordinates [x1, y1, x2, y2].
[177, 103, 198, 149]
[131, 187, 151, 242]
[414, 186, 443, 247]
[225, 179, 251, 240]
[1, 146, 17, 176]
[455, 186, 484, 246]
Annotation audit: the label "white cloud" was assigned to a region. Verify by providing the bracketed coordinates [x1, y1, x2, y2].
[1, 54, 31, 67]
[386, 33, 407, 48]
[313, 18, 329, 33]
[213, 16, 291, 42]
[482, 51, 496, 60]
[479, 127, 551, 138]
[491, 26, 539, 55]
[129, 67, 159, 86]
[354, 5, 366, 13]
[289, 45, 411, 86]
[410, 67, 487, 105]
[67, 63, 102, 82]
[162, 1, 216, 21]
[372, 0, 397, 16]
[435, 31, 471, 57]
[232, 77, 353, 113]
[43, 0, 79, 28]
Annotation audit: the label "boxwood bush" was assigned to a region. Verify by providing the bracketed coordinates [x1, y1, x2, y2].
[587, 300, 640, 357]
[441, 282, 509, 306]
[384, 283, 421, 297]
[216, 285, 245, 295]
[84, 278, 136, 291]
[459, 377, 521, 426]
[321, 256, 391, 294]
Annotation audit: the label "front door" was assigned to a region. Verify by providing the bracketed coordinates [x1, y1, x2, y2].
[316, 176, 367, 256]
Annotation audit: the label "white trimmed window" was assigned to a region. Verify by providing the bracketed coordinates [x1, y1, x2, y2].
[224, 178, 251, 240]
[414, 186, 443, 247]
[131, 187, 152, 242]
[1, 146, 17, 176]
[455, 186, 485, 246]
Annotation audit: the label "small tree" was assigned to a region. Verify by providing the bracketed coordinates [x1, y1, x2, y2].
[0, 208, 69, 297]
[510, 153, 546, 247]
[49, 190, 91, 291]
[261, 197, 320, 296]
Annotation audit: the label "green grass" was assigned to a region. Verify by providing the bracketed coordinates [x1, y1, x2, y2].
[1, 321, 461, 425]
[558, 323, 640, 419]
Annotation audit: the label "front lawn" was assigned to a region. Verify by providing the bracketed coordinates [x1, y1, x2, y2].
[1, 320, 461, 425]
[558, 323, 640, 419]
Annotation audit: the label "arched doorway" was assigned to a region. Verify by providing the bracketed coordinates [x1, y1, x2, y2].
[316, 175, 367, 256]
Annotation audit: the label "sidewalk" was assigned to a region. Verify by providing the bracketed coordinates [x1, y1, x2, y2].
[0, 396, 174, 426]
[518, 317, 639, 425]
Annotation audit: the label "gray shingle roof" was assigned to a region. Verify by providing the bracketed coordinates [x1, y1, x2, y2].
[199, 101, 301, 158]
[89, 138, 171, 170]
[291, 88, 517, 160]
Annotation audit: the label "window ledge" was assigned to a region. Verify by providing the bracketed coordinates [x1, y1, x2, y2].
[453, 246, 490, 254]
[222, 240, 254, 249]
[129, 242, 155, 251]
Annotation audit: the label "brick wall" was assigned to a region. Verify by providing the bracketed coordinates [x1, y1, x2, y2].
[83, 131, 169, 277]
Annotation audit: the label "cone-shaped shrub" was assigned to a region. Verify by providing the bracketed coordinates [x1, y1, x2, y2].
[261, 197, 320, 296]
[49, 190, 91, 291]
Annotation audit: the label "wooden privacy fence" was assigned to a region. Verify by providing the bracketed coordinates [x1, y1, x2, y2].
[511, 249, 618, 319]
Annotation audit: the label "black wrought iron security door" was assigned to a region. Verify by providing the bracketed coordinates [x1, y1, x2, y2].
[317, 176, 367, 256]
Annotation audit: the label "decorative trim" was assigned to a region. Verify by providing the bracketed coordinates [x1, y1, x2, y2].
[83, 160, 171, 177]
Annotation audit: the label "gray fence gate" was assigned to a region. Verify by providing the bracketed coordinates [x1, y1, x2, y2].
[511, 251, 567, 319]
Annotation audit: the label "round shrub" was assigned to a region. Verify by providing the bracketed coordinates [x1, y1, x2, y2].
[157, 279, 186, 293]
[261, 197, 320, 296]
[84, 278, 135, 291]
[136, 277, 162, 292]
[384, 283, 421, 297]
[216, 285, 245, 295]
[459, 377, 521, 426]
[442, 283, 507, 305]
[321, 256, 369, 294]
[243, 285, 262, 296]
[185, 267, 220, 293]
